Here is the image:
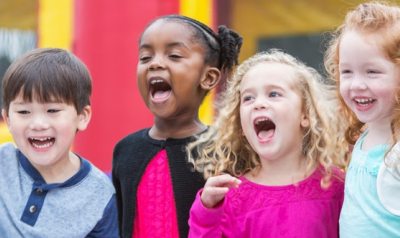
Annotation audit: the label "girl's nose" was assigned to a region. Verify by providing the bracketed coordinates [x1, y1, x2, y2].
[349, 76, 368, 91]
[29, 115, 50, 130]
[149, 55, 165, 70]
[253, 97, 267, 110]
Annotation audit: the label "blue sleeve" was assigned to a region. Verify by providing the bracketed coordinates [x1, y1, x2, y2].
[87, 194, 119, 238]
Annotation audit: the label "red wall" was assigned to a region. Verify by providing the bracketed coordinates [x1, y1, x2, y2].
[73, 0, 179, 172]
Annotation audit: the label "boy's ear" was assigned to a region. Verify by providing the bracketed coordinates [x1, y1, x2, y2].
[77, 106, 92, 131]
[1, 109, 11, 133]
[201, 67, 221, 90]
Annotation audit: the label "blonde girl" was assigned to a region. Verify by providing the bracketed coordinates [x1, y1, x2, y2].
[188, 49, 348, 238]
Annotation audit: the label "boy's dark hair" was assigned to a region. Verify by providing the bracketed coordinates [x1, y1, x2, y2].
[2, 48, 92, 116]
[141, 14, 243, 75]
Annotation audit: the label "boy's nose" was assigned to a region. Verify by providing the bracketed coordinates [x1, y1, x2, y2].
[29, 116, 50, 130]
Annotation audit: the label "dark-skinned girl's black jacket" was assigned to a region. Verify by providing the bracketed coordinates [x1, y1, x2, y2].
[112, 128, 206, 238]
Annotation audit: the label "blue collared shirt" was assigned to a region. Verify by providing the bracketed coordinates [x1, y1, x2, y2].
[0, 142, 119, 238]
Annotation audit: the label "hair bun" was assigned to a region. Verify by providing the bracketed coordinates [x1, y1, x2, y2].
[217, 25, 243, 73]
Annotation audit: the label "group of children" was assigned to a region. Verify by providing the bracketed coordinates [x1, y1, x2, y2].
[0, 1, 399, 238]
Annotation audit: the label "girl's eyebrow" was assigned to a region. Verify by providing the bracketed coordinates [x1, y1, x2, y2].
[166, 42, 189, 50]
[240, 86, 255, 95]
[138, 44, 152, 51]
[139, 42, 189, 51]
[241, 84, 286, 94]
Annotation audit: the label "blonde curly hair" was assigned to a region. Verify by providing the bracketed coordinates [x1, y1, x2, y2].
[188, 49, 349, 181]
[324, 1, 400, 162]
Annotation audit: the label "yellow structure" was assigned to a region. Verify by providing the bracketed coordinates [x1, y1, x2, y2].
[0, 0, 74, 145]
[0, 121, 13, 144]
[37, 0, 74, 50]
[0, 0, 36, 144]
[231, 0, 400, 62]
[181, 0, 216, 125]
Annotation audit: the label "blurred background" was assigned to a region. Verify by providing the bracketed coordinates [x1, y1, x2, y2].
[0, 0, 392, 174]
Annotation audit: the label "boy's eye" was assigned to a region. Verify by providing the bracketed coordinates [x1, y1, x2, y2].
[48, 109, 60, 113]
[17, 110, 29, 114]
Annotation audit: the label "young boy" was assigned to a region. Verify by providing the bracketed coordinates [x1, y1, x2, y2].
[0, 48, 118, 237]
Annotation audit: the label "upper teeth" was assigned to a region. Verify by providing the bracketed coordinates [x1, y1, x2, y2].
[150, 79, 163, 84]
[255, 118, 269, 124]
[355, 98, 373, 103]
[31, 137, 51, 141]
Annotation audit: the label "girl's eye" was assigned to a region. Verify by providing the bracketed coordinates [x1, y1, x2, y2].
[17, 110, 29, 114]
[48, 109, 60, 113]
[340, 69, 352, 74]
[169, 54, 182, 59]
[139, 56, 151, 61]
[243, 96, 254, 102]
[367, 69, 379, 74]
[269, 92, 280, 97]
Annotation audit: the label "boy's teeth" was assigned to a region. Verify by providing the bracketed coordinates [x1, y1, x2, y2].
[32, 141, 54, 149]
[31, 137, 51, 141]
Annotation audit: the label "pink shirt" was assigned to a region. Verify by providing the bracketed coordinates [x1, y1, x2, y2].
[189, 168, 344, 238]
[133, 149, 179, 238]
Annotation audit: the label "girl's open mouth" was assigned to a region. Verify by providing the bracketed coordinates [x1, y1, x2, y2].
[254, 117, 275, 140]
[150, 78, 172, 101]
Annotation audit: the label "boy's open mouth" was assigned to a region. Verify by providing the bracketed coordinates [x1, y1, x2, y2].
[150, 78, 172, 100]
[254, 117, 275, 140]
[29, 137, 55, 149]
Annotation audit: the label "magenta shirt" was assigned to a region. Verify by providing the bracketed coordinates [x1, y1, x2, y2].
[189, 168, 344, 238]
[133, 149, 179, 238]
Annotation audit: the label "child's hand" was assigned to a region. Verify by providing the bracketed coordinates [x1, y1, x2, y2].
[200, 174, 241, 209]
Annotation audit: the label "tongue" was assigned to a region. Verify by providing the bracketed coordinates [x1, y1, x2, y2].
[33, 140, 48, 146]
[258, 129, 275, 140]
[153, 90, 170, 100]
